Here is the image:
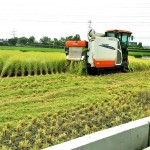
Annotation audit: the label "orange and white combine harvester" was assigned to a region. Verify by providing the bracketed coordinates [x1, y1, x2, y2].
[65, 29, 133, 74]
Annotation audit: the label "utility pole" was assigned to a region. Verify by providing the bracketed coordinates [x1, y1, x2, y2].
[11, 28, 17, 38]
[88, 20, 92, 30]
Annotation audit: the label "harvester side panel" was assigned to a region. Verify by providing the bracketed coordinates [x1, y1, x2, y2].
[87, 37, 122, 68]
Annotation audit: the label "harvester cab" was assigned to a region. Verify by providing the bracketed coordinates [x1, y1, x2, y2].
[105, 30, 132, 64]
[64, 28, 133, 74]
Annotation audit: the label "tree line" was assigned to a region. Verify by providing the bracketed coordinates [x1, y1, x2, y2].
[0, 34, 81, 48]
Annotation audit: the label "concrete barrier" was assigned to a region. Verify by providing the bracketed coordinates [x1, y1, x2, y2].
[143, 147, 150, 150]
[44, 117, 150, 150]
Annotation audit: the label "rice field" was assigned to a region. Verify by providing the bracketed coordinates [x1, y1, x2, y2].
[129, 51, 150, 57]
[129, 56, 150, 71]
[0, 50, 150, 78]
[0, 46, 64, 53]
[0, 70, 150, 149]
[0, 49, 150, 149]
[0, 51, 66, 77]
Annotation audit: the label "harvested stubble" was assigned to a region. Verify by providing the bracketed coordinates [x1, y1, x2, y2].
[0, 51, 66, 77]
[1, 91, 150, 150]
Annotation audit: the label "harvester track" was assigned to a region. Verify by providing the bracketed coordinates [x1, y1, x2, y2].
[87, 67, 129, 75]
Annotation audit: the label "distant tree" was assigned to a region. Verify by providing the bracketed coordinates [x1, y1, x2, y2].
[48, 38, 53, 47]
[65, 34, 81, 41]
[28, 36, 35, 46]
[59, 37, 66, 46]
[73, 34, 81, 40]
[6, 34, 82, 48]
[8, 37, 18, 46]
[65, 36, 74, 41]
[138, 42, 143, 48]
[0, 39, 3, 46]
[53, 38, 59, 47]
[40, 36, 49, 46]
[18, 37, 28, 46]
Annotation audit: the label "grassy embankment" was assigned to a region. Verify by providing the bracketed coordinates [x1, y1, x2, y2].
[129, 51, 150, 57]
[0, 46, 64, 53]
[128, 47, 150, 57]
[1, 46, 150, 56]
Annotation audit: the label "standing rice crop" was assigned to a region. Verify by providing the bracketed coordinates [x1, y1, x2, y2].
[129, 56, 150, 71]
[0, 51, 66, 77]
[1, 51, 150, 77]
[0, 51, 17, 74]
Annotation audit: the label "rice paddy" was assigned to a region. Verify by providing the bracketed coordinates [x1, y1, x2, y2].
[0, 70, 150, 149]
[0, 46, 64, 53]
[0, 50, 150, 78]
[129, 56, 150, 71]
[0, 51, 66, 77]
[0, 48, 150, 149]
[129, 51, 150, 57]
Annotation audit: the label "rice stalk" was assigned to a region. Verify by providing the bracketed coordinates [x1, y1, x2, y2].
[42, 61, 48, 75]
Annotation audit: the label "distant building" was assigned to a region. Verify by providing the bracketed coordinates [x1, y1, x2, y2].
[128, 42, 137, 46]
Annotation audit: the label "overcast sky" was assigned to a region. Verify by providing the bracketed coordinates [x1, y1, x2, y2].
[0, 0, 150, 45]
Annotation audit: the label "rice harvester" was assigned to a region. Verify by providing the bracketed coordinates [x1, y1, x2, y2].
[64, 29, 133, 74]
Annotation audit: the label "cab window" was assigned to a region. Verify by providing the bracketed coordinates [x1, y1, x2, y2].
[107, 32, 115, 37]
[122, 33, 128, 44]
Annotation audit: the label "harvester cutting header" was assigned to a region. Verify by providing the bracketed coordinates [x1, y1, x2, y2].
[64, 28, 133, 74]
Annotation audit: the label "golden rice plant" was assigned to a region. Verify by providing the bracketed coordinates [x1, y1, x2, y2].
[1, 51, 149, 77]
[67, 61, 86, 75]
[0, 51, 66, 77]
[0, 51, 16, 73]
[129, 56, 150, 71]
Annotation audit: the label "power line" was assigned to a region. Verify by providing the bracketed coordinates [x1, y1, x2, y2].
[2, 19, 150, 24]
[11, 12, 150, 16]
[41, 15, 150, 17]
[7, 15, 150, 17]
[0, 19, 87, 23]
[88, 20, 92, 29]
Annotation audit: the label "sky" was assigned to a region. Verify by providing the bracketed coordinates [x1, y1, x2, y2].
[0, 0, 150, 45]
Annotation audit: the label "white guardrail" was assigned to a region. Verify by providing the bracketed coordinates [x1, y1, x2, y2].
[44, 117, 150, 150]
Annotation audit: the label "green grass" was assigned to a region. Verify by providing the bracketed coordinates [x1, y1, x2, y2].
[129, 51, 150, 57]
[0, 46, 64, 53]
[1, 46, 150, 56]
[0, 70, 150, 149]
